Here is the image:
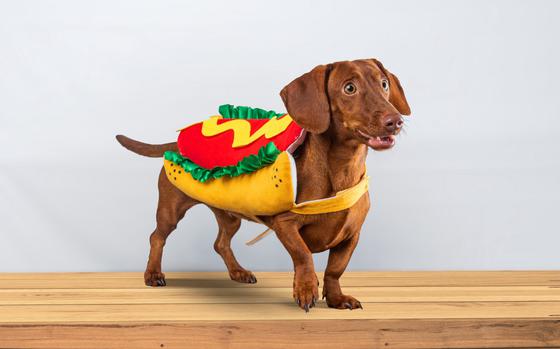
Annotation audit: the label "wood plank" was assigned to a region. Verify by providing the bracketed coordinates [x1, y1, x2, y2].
[1, 270, 558, 279]
[1, 270, 558, 282]
[1, 319, 559, 349]
[1, 271, 559, 289]
[2, 272, 560, 348]
[1, 286, 559, 305]
[2, 301, 560, 323]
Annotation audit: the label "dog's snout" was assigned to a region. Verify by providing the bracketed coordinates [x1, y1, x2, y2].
[383, 114, 403, 133]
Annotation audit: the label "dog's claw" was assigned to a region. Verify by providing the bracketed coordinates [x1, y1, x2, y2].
[144, 272, 167, 287]
[229, 269, 257, 284]
[293, 272, 319, 312]
[324, 293, 362, 310]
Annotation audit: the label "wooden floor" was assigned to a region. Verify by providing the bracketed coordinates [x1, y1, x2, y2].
[1, 271, 560, 348]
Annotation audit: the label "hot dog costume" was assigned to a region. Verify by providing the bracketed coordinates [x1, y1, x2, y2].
[163, 105, 369, 228]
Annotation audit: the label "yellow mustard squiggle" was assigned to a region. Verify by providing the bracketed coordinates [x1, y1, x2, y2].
[201, 115, 293, 148]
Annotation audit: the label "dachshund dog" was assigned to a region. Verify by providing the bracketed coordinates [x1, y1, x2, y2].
[116, 58, 411, 312]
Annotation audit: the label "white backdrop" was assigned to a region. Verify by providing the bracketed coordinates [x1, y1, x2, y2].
[1, 0, 559, 272]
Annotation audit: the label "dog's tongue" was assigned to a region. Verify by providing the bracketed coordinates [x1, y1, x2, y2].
[368, 135, 395, 149]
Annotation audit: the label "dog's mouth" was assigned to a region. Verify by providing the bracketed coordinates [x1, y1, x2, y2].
[357, 130, 396, 151]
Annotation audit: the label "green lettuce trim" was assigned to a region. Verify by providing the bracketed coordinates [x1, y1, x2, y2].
[219, 104, 285, 119]
[164, 142, 281, 183]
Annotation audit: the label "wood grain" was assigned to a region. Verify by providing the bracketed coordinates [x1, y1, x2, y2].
[3, 301, 560, 322]
[1, 319, 559, 349]
[1, 286, 559, 305]
[1, 271, 558, 287]
[0, 271, 559, 348]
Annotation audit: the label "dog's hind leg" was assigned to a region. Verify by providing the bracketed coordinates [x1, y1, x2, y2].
[211, 208, 257, 284]
[144, 168, 197, 287]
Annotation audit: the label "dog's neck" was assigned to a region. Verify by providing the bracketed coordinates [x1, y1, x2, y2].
[294, 131, 368, 202]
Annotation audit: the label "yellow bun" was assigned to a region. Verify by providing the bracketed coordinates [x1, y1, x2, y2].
[164, 152, 297, 216]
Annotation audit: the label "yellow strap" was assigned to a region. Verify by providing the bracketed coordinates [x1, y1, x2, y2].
[245, 174, 369, 245]
[245, 228, 272, 245]
[289, 174, 369, 215]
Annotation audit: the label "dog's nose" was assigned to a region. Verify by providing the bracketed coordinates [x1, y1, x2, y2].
[383, 113, 403, 133]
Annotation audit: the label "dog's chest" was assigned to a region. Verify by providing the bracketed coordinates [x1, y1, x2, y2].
[300, 194, 370, 253]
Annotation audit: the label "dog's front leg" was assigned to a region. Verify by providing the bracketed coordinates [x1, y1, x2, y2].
[323, 233, 362, 310]
[271, 213, 318, 312]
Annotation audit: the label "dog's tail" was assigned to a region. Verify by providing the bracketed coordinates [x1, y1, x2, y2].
[115, 135, 178, 158]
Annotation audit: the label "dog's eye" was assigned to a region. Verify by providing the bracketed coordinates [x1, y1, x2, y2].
[381, 79, 389, 92]
[343, 82, 357, 95]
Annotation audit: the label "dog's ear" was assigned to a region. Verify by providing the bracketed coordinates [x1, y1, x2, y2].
[371, 59, 411, 116]
[280, 65, 331, 133]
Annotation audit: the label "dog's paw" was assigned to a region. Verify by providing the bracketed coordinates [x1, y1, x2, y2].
[293, 272, 319, 312]
[144, 271, 166, 287]
[325, 294, 363, 310]
[229, 269, 257, 284]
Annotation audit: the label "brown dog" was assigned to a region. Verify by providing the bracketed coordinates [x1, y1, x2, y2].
[116, 58, 411, 312]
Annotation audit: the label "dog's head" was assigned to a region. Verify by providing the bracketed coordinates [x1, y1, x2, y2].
[280, 59, 411, 151]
